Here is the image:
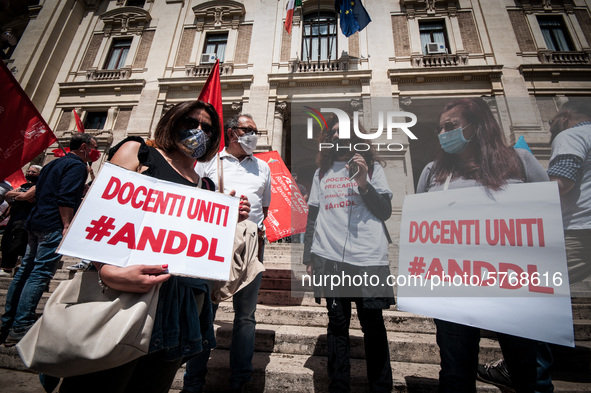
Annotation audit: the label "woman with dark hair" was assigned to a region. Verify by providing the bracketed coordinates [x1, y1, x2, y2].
[416, 97, 549, 393]
[59, 100, 250, 393]
[303, 115, 394, 393]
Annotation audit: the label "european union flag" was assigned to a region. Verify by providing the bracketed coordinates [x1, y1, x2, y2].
[336, 0, 371, 37]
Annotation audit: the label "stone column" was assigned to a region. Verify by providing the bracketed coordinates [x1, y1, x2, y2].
[272, 101, 288, 156]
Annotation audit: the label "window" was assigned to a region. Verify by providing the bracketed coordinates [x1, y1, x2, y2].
[126, 0, 145, 7]
[104, 38, 132, 69]
[203, 33, 228, 63]
[419, 20, 448, 55]
[84, 112, 108, 130]
[538, 16, 573, 51]
[302, 12, 337, 62]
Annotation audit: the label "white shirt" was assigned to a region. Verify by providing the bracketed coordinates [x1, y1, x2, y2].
[308, 161, 393, 266]
[195, 149, 272, 228]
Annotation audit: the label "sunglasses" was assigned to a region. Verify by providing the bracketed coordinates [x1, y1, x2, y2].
[234, 126, 258, 136]
[179, 116, 215, 136]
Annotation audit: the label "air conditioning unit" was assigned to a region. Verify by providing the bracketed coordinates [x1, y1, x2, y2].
[200, 53, 217, 64]
[426, 43, 447, 54]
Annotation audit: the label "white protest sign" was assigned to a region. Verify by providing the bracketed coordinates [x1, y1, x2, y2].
[397, 182, 574, 347]
[58, 163, 239, 281]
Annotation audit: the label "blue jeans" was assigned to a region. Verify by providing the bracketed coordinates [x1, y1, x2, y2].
[183, 272, 263, 392]
[1, 230, 63, 333]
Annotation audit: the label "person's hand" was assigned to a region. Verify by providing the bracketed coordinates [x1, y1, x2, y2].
[306, 264, 313, 276]
[98, 263, 171, 293]
[347, 153, 369, 190]
[229, 190, 251, 222]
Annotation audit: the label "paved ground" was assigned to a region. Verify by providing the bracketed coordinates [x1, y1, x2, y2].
[0, 368, 48, 392]
[0, 368, 187, 392]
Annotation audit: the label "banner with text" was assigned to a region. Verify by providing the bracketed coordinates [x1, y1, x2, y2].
[257, 151, 308, 242]
[58, 163, 239, 280]
[397, 182, 574, 347]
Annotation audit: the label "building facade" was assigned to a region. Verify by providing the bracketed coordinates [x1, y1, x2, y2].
[3, 0, 591, 237]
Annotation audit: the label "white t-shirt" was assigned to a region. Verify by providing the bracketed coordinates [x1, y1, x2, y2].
[549, 123, 591, 230]
[195, 149, 272, 228]
[308, 161, 393, 266]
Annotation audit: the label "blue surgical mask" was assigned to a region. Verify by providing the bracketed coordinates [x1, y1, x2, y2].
[179, 128, 209, 158]
[438, 125, 472, 154]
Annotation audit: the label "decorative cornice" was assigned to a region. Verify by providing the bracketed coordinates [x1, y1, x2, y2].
[192, 0, 245, 30]
[400, 0, 458, 19]
[519, 64, 591, 80]
[157, 75, 253, 92]
[58, 79, 146, 96]
[389, 65, 503, 84]
[518, 0, 574, 14]
[269, 70, 372, 88]
[58, 130, 113, 146]
[100, 7, 152, 36]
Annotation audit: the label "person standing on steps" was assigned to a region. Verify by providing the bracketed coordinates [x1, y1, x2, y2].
[302, 114, 395, 393]
[1, 133, 97, 346]
[182, 114, 271, 393]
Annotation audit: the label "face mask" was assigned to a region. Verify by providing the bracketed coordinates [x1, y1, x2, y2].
[25, 175, 39, 183]
[234, 131, 258, 155]
[179, 128, 209, 159]
[438, 125, 472, 154]
[89, 149, 101, 162]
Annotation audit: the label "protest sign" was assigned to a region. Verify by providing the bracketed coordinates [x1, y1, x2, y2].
[58, 163, 239, 281]
[397, 182, 574, 347]
[256, 151, 308, 242]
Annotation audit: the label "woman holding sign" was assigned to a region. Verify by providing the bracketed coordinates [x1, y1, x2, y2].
[416, 97, 549, 393]
[59, 100, 250, 393]
[303, 115, 394, 393]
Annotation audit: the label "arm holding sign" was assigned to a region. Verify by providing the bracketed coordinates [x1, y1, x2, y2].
[95, 263, 171, 294]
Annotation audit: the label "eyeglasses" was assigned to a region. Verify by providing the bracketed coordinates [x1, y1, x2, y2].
[233, 126, 258, 136]
[179, 116, 215, 136]
[437, 122, 471, 134]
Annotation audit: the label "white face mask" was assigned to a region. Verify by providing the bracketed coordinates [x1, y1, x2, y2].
[234, 131, 258, 155]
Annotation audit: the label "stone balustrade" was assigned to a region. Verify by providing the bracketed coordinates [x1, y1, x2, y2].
[412, 53, 469, 67]
[85, 67, 131, 81]
[185, 62, 234, 77]
[290, 58, 349, 73]
[538, 50, 590, 65]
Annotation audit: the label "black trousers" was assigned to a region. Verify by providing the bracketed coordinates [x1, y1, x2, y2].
[435, 319, 537, 393]
[326, 297, 393, 393]
[1, 219, 28, 270]
[59, 350, 182, 393]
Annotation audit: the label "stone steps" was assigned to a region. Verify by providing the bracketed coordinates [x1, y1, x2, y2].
[0, 245, 590, 392]
[171, 350, 591, 393]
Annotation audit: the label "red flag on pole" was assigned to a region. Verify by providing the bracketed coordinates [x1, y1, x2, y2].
[0, 61, 57, 180]
[73, 109, 85, 133]
[256, 151, 309, 242]
[198, 59, 224, 152]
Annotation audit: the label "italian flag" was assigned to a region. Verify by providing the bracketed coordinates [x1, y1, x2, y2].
[284, 0, 302, 34]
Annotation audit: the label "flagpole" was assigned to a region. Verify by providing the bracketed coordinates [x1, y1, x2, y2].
[217, 152, 224, 194]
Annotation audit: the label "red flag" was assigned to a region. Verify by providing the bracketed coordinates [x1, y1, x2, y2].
[73, 109, 85, 133]
[52, 147, 70, 157]
[256, 151, 309, 242]
[5, 169, 26, 190]
[0, 61, 57, 180]
[198, 59, 224, 151]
